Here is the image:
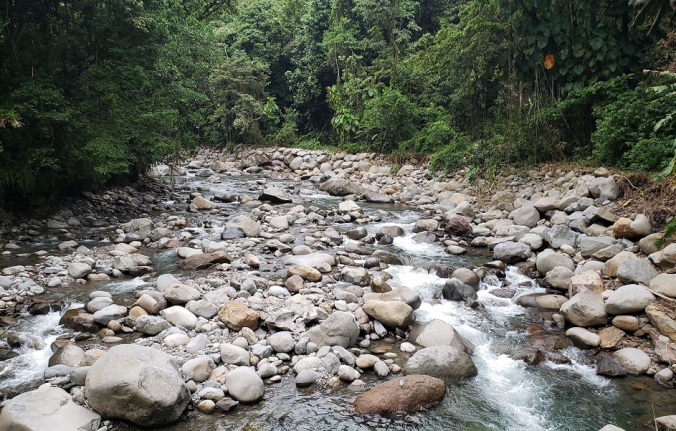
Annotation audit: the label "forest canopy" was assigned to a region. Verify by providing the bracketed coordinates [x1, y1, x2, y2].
[1, 0, 675, 201]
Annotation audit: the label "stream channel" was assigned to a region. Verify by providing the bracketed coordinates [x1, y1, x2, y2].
[1, 170, 675, 431]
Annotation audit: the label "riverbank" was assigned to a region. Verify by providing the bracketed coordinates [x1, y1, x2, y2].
[0, 146, 675, 431]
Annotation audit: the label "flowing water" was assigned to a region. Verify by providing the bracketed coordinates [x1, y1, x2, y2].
[1, 172, 675, 430]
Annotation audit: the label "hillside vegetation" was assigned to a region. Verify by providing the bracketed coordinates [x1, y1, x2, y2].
[1, 0, 675, 201]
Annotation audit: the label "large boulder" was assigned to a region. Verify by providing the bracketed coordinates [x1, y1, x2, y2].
[403, 345, 477, 380]
[513, 206, 540, 228]
[259, 186, 292, 203]
[616, 257, 658, 285]
[85, 345, 190, 427]
[655, 416, 676, 431]
[590, 177, 619, 201]
[217, 301, 259, 331]
[560, 290, 608, 327]
[353, 375, 446, 415]
[536, 251, 575, 275]
[0, 384, 101, 431]
[409, 319, 473, 354]
[612, 348, 650, 375]
[444, 216, 473, 237]
[364, 286, 421, 310]
[646, 304, 676, 342]
[225, 367, 264, 402]
[68, 263, 92, 279]
[179, 251, 232, 270]
[493, 241, 531, 264]
[543, 225, 578, 249]
[362, 300, 415, 329]
[651, 274, 676, 298]
[604, 284, 655, 315]
[306, 311, 359, 348]
[225, 215, 261, 237]
[442, 278, 478, 302]
[319, 177, 364, 196]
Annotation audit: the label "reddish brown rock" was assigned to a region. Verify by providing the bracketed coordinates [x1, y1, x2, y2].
[179, 251, 232, 270]
[353, 375, 446, 415]
[444, 216, 473, 237]
[217, 301, 259, 331]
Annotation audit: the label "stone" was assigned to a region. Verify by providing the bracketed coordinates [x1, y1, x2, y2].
[444, 216, 473, 237]
[192, 196, 214, 210]
[364, 286, 422, 309]
[616, 257, 658, 285]
[186, 300, 219, 319]
[338, 365, 360, 382]
[339, 199, 361, 213]
[0, 384, 101, 431]
[442, 278, 478, 302]
[493, 241, 532, 264]
[225, 367, 265, 402]
[269, 216, 289, 229]
[93, 304, 127, 326]
[612, 348, 650, 375]
[565, 327, 600, 349]
[560, 290, 607, 327]
[157, 274, 180, 291]
[181, 356, 215, 383]
[570, 270, 604, 296]
[545, 266, 574, 290]
[260, 186, 292, 203]
[589, 177, 619, 201]
[413, 219, 439, 233]
[288, 265, 322, 282]
[603, 251, 635, 278]
[319, 177, 364, 196]
[578, 235, 614, 257]
[353, 375, 445, 415]
[48, 344, 85, 367]
[134, 315, 170, 335]
[220, 344, 250, 366]
[269, 331, 295, 353]
[306, 311, 360, 348]
[403, 345, 477, 380]
[164, 284, 201, 305]
[650, 274, 676, 298]
[599, 326, 625, 349]
[217, 302, 259, 331]
[179, 251, 232, 270]
[516, 294, 567, 310]
[281, 253, 336, 267]
[341, 267, 370, 286]
[59, 308, 96, 332]
[162, 306, 198, 329]
[605, 284, 655, 315]
[536, 251, 575, 274]
[362, 300, 415, 329]
[67, 262, 92, 279]
[655, 416, 676, 431]
[409, 319, 473, 354]
[513, 206, 540, 228]
[296, 369, 320, 387]
[543, 225, 578, 249]
[612, 315, 640, 332]
[646, 305, 676, 342]
[85, 345, 190, 427]
[226, 215, 261, 237]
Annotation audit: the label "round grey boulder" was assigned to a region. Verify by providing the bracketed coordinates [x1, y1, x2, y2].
[225, 367, 265, 402]
[0, 384, 101, 431]
[85, 345, 190, 427]
[403, 345, 477, 380]
[604, 284, 655, 315]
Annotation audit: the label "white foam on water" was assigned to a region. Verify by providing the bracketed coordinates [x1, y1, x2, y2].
[0, 303, 83, 390]
[105, 277, 147, 294]
[392, 234, 448, 258]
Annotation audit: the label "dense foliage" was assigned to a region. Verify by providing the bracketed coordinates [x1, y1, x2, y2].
[1, 0, 675, 202]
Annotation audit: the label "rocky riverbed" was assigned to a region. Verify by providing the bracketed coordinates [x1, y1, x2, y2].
[1, 147, 676, 431]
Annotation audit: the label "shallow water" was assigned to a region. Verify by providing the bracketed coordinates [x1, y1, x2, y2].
[2, 171, 676, 431]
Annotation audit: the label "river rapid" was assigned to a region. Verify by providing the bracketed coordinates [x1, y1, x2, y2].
[0, 149, 675, 431]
